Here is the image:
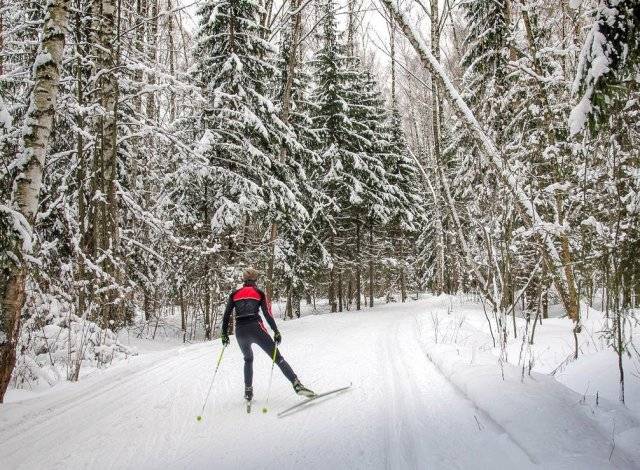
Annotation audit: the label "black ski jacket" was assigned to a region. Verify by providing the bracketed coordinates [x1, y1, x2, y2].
[222, 281, 278, 334]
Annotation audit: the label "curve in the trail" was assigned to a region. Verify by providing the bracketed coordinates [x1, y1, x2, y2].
[0, 299, 610, 469]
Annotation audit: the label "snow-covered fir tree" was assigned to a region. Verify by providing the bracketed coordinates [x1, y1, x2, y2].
[192, 0, 305, 237]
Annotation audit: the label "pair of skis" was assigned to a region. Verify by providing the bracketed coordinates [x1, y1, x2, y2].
[244, 384, 352, 417]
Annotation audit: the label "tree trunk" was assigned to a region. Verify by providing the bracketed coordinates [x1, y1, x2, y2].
[430, 0, 446, 296]
[369, 223, 374, 307]
[286, 281, 294, 319]
[0, 0, 4, 76]
[180, 287, 186, 332]
[329, 265, 337, 312]
[143, 290, 151, 321]
[132, 0, 145, 179]
[75, 2, 88, 321]
[204, 284, 211, 340]
[356, 219, 362, 310]
[266, 223, 277, 300]
[293, 288, 301, 318]
[88, 0, 121, 328]
[0, 0, 70, 403]
[166, 0, 176, 123]
[389, 16, 396, 108]
[146, 0, 158, 123]
[338, 270, 343, 312]
[347, 0, 355, 55]
[400, 241, 407, 303]
[266, 0, 303, 300]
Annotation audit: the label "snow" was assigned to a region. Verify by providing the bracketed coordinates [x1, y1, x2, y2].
[11, 293, 137, 392]
[420, 296, 640, 468]
[569, 6, 616, 135]
[31, 52, 53, 72]
[0, 204, 33, 252]
[1, 296, 639, 469]
[0, 96, 12, 130]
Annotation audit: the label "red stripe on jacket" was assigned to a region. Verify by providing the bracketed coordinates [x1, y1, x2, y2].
[232, 286, 261, 302]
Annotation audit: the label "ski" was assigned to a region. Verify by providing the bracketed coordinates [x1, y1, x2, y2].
[277, 384, 352, 418]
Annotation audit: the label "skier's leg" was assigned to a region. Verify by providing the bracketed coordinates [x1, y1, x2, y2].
[254, 322, 297, 383]
[235, 326, 254, 388]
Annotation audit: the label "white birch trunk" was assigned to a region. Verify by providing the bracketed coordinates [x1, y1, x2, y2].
[0, 0, 70, 402]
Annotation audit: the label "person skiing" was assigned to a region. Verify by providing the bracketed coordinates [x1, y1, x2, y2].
[221, 268, 315, 402]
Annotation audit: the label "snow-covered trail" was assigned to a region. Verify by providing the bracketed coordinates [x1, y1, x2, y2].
[0, 298, 632, 469]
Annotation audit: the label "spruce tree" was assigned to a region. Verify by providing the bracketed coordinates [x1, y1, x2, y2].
[272, 18, 324, 314]
[192, 0, 304, 236]
[311, 0, 397, 310]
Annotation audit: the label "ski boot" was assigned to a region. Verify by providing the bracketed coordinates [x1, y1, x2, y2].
[293, 378, 315, 398]
[244, 386, 253, 413]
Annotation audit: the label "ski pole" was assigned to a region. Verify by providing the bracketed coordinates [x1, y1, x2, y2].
[197, 345, 226, 421]
[262, 344, 279, 414]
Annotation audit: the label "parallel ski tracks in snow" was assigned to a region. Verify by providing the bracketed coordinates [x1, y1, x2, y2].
[0, 345, 215, 468]
[0, 346, 211, 444]
[381, 313, 535, 469]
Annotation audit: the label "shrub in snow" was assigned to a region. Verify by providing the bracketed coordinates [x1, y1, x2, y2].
[12, 292, 136, 390]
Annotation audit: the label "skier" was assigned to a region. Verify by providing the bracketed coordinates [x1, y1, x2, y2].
[221, 268, 315, 402]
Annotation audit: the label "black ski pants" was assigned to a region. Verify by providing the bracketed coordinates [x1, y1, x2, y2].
[235, 321, 297, 387]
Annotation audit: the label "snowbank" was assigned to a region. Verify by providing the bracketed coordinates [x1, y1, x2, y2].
[12, 294, 136, 392]
[418, 295, 640, 468]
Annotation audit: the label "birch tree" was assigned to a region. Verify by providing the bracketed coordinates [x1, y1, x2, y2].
[0, 0, 70, 402]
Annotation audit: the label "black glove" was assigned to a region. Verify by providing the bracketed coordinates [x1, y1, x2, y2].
[221, 333, 229, 346]
[274, 330, 282, 345]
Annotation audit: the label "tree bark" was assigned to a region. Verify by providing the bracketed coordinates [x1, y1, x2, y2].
[369, 223, 374, 307]
[347, 0, 355, 55]
[179, 287, 186, 332]
[389, 16, 396, 108]
[400, 236, 407, 302]
[429, 0, 446, 296]
[356, 219, 362, 310]
[167, 0, 176, 123]
[204, 284, 211, 340]
[338, 270, 343, 312]
[89, 0, 121, 327]
[75, 1, 89, 321]
[0, 0, 4, 77]
[146, 0, 158, 123]
[0, 0, 70, 403]
[329, 265, 337, 312]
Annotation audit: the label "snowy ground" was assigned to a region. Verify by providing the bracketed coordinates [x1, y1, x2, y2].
[1, 295, 639, 469]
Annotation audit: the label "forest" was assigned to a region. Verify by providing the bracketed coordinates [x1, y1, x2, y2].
[0, 0, 638, 412]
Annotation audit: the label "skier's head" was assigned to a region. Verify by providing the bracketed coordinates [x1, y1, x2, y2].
[242, 267, 259, 283]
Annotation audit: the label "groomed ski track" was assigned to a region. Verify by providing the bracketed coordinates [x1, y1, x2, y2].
[0, 297, 632, 469]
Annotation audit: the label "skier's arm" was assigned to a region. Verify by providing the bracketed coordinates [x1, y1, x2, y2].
[221, 294, 234, 335]
[260, 291, 279, 333]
